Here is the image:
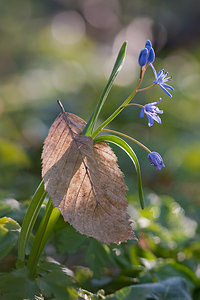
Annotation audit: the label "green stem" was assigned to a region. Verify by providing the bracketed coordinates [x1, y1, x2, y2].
[91, 67, 146, 139]
[102, 129, 151, 153]
[27, 199, 60, 277]
[17, 180, 47, 266]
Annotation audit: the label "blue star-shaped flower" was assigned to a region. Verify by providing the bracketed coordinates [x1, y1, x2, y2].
[140, 99, 163, 127]
[150, 64, 174, 97]
[148, 152, 165, 170]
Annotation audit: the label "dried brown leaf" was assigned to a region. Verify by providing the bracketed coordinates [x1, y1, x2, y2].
[42, 111, 135, 244]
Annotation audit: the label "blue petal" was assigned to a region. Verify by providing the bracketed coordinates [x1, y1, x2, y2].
[156, 98, 162, 104]
[155, 108, 163, 114]
[140, 107, 145, 118]
[161, 83, 174, 91]
[150, 63, 157, 79]
[146, 101, 158, 106]
[146, 112, 161, 124]
[138, 48, 148, 66]
[157, 69, 164, 77]
[145, 104, 155, 113]
[151, 114, 161, 124]
[148, 48, 155, 63]
[149, 99, 162, 106]
[147, 115, 154, 127]
[145, 40, 152, 50]
[159, 84, 172, 97]
[148, 152, 165, 170]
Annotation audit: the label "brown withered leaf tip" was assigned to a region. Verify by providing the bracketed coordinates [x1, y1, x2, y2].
[41, 111, 135, 244]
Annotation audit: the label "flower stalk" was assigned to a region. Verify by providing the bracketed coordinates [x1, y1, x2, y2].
[91, 70, 145, 139]
[102, 129, 151, 153]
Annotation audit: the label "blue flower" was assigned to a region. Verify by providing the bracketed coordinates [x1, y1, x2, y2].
[138, 40, 155, 66]
[140, 99, 163, 127]
[150, 64, 174, 97]
[148, 152, 165, 171]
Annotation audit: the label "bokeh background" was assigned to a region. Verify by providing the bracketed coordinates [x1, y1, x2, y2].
[1, 0, 200, 295]
[1, 0, 200, 209]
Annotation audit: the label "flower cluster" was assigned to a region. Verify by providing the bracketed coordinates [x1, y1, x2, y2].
[136, 40, 174, 170]
[138, 40, 155, 66]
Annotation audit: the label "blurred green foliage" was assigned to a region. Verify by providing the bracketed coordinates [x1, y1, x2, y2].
[0, 0, 200, 299]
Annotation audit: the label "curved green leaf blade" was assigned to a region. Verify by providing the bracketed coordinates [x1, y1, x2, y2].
[94, 135, 144, 209]
[27, 199, 60, 278]
[17, 180, 47, 265]
[82, 42, 127, 137]
[105, 277, 192, 300]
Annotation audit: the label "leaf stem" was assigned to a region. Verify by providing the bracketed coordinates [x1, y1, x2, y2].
[17, 180, 47, 267]
[91, 67, 146, 139]
[27, 199, 60, 278]
[57, 99, 66, 113]
[102, 129, 151, 153]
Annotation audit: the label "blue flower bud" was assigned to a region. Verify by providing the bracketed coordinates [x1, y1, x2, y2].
[148, 47, 155, 63]
[138, 48, 148, 66]
[145, 40, 152, 50]
[148, 152, 165, 170]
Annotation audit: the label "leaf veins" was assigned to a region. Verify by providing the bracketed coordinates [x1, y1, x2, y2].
[41, 111, 135, 244]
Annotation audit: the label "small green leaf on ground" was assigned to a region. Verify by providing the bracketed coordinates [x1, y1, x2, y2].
[106, 277, 192, 300]
[0, 217, 20, 259]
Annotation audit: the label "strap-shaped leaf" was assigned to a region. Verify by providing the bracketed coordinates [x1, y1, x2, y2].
[17, 180, 47, 264]
[82, 42, 127, 136]
[94, 135, 144, 209]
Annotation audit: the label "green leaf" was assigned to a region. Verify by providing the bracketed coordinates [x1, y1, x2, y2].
[74, 266, 93, 288]
[82, 42, 127, 136]
[38, 262, 77, 299]
[94, 135, 144, 209]
[55, 223, 87, 254]
[106, 277, 192, 300]
[0, 198, 24, 222]
[17, 180, 47, 265]
[0, 217, 20, 231]
[0, 267, 40, 300]
[85, 239, 114, 278]
[152, 260, 199, 291]
[27, 200, 60, 278]
[0, 217, 20, 259]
